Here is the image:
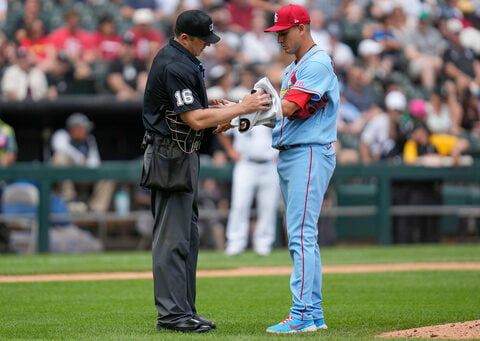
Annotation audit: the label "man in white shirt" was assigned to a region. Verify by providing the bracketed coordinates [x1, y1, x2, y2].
[50, 112, 115, 212]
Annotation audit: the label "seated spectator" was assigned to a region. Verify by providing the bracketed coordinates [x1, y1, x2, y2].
[224, 0, 255, 34]
[91, 15, 122, 62]
[125, 8, 165, 63]
[370, 12, 404, 70]
[206, 63, 236, 100]
[120, 0, 157, 22]
[340, 2, 368, 52]
[442, 18, 480, 99]
[357, 38, 391, 85]
[0, 116, 17, 168]
[106, 32, 147, 101]
[410, 82, 463, 135]
[49, 113, 115, 213]
[19, 18, 56, 72]
[47, 9, 96, 65]
[342, 65, 380, 121]
[403, 121, 472, 167]
[403, 11, 447, 94]
[209, 6, 242, 52]
[12, 0, 43, 44]
[46, 53, 91, 99]
[1, 47, 48, 101]
[239, 12, 280, 67]
[359, 90, 409, 164]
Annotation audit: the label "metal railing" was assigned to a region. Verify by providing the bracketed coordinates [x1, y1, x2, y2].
[1, 161, 480, 252]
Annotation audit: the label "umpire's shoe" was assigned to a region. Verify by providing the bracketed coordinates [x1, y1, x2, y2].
[157, 318, 212, 333]
[194, 314, 216, 329]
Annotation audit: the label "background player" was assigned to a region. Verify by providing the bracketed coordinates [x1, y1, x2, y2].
[217, 126, 279, 256]
[263, 4, 339, 334]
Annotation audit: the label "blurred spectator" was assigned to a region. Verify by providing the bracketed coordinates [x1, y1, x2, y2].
[12, 0, 43, 43]
[357, 38, 391, 86]
[309, 9, 330, 49]
[49, 113, 115, 213]
[0, 116, 17, 168]
[125, 8, 165, 63]
[0, 31, 16, 81]
[442, 18, 480, 99]
[404, 121, 472, 167]
[229, 65, 258, 102]
[106, 32, 147, 101]
[340, 2, 369, 52]
[19, 18, 56, 72]
[342, 65, 379, 116]
[370, 11, 403, 69]
[239, 12, 280, 67]
[335, 91, 362, 165]
[1, 47, 48, 101]
[47, 9, 95, 64]
[461, 86, 480, 136]
[403, 11, 447, 94]
[91, 15, 122, 62]
[120, 0, 157, 22]
[206, 63, 235, 100]
[46, 53, 91, 99]
[209, 6, 242, 52]
[324, 22, 355, 74]
[423, 81, 463, 135]
[360, 90, 408, 164]
[224, 0, 255, 34]
[313, 0, 343, 20]
[437, 0, 465, 39]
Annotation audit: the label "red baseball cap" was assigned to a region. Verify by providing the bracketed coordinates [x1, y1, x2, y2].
[264, 4, 311, 32]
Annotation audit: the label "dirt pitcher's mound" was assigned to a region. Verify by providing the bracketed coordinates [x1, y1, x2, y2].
[376, 320, 480, 339]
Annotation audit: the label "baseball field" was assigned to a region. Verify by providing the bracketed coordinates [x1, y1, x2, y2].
[0, 244, 479, 340]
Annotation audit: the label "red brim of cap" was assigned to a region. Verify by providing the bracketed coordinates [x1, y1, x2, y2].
[264, 24, 296, 32]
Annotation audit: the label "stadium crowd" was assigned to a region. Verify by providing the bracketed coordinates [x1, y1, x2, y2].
[0, 0, 480, 249]
[0, 0, 479, 164]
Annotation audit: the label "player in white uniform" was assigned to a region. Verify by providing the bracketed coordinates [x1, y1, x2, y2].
[218, 126, 279, 256]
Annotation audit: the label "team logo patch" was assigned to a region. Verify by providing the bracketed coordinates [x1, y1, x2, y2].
[209, 23, 214, 32]
[274, 12, 278, 23]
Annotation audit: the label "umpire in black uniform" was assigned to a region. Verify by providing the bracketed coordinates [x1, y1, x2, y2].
[141, 9, 271, 333]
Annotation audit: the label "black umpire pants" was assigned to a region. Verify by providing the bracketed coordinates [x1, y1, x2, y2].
[150, 151, 200, 326]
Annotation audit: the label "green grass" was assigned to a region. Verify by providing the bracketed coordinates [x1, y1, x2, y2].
[0, 244, 479, 275]
[0, 271, 479, 340]
[0, 244, 478, 340]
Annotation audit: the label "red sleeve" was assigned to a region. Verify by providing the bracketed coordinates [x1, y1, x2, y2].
[283, 89, 315, 120]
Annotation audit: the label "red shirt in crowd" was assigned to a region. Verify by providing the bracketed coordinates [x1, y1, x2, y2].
[91, 32, 122, 61]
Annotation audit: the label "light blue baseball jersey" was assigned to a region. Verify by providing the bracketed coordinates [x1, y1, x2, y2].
[272, 46, 339, 148]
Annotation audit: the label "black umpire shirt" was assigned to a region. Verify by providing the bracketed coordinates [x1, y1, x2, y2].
[142, 38, 208, 136]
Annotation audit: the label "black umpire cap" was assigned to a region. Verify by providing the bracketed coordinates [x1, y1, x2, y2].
[175, 10, 220, 44]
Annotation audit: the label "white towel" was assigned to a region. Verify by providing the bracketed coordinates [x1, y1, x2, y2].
[230, 77, 282, 133]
